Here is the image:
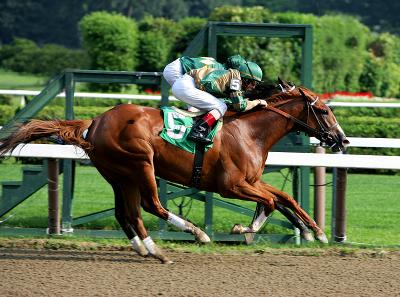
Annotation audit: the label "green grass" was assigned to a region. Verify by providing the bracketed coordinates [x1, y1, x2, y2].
[0, 69, 47, 90]
[0, 160, 399, 246]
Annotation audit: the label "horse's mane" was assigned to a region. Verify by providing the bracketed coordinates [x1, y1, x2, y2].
[244, 82, 281, 99]
[266, 89, 300, 105]
[266, 87, 328, 112]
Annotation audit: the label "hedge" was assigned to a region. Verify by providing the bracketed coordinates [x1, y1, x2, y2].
[0, 105, 17, 124]
[79, 12, 138, 92]
[0, 38, 88, 76]
[334, 110, 400, 157]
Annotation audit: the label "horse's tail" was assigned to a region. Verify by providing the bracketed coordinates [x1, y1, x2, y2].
[0, 119, 93, 157]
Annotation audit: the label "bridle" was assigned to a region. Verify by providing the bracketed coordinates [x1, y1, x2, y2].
[265, 87, 341, 149]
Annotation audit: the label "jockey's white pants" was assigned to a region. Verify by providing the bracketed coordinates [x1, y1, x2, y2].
[163, 58, 183, 86]
[172, 74, 227, 116]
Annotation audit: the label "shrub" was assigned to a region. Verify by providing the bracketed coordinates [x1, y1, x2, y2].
[209, 6, 275, 81]
[0, 105, 17, 125]
[0, 38, 39, 73]
[80, 12, 138, 91]
[138, 16, 181, 63]
[137, 31, 170, 72]
[0, 38, 88, 76]
[362, 33, 400, 98]
[31, 44, 89, 76]
[173, 17, 207, 56]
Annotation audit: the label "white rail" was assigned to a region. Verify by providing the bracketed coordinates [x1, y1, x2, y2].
[5, 144, 400, 170]
[327, 102, 400, 108]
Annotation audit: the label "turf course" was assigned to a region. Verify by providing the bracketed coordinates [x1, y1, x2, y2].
[0, 160, 398, 246]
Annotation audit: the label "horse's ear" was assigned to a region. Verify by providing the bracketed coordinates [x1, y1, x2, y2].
[278, 77, 284, 85]
[298, 88, 306, 98]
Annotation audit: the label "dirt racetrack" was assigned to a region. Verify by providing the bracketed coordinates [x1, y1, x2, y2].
[1, 247, 399, 297]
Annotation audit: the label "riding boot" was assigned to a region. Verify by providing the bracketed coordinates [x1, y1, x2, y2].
[187, 118, 212, 144]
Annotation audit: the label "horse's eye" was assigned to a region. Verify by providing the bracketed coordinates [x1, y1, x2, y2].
[321, 109, 328, 115]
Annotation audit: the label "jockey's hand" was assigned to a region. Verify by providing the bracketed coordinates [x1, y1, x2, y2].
[257, 99, 268, 107]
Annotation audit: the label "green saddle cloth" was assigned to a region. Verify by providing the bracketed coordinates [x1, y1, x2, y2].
[159, 106, 221, 154]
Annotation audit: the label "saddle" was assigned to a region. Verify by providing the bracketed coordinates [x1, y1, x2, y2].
[159, 106, 222, 154]
[160, 106, 222, 188]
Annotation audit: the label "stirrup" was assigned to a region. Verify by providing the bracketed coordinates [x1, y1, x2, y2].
[187, 133, 212, 144]
[187, 122, 212, 144]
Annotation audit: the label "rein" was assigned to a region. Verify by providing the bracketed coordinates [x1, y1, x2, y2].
[265, 97, 338, 146]
[266, 105, 321, 135]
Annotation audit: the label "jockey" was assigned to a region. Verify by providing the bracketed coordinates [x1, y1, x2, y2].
[172, 60, 267, 144]
[163, 54, 248, 86]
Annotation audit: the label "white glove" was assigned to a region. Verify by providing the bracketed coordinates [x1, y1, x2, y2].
[257, 99, 268, 107]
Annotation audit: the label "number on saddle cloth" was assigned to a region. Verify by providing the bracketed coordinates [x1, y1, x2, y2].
[159, 107, 221, 153]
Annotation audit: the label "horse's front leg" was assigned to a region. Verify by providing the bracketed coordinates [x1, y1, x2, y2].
[261, 182, 328, 243]
[231, 202, 315, 243]
[231, 203, 272, 234]
[221, 179, 277, 235]
[226, 180, 324, 243]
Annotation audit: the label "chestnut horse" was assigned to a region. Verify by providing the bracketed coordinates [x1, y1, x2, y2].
[0, 85, 348, 263]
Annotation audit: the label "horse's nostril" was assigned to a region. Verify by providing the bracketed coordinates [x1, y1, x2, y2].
[342, 138, 350, 147]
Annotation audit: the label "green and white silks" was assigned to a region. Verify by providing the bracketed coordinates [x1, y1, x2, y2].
[159, 106, 221, 154]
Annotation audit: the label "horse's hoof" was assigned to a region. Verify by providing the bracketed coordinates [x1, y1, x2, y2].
[135, 246, 149, 257]
[316, 233, 329, 244]
[152, 254, 173, 264]
[301, 230, 315, 242]
[150, 250, 173, 264]
[131, 236, 149, 257]
[161, 258, 174, 264]
[231, 224, 245, 234]
[193, 227, 211, 243]
[244, 232, 255, 244]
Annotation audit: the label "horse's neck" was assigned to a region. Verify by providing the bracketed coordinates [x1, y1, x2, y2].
[244, 102, 304, 152]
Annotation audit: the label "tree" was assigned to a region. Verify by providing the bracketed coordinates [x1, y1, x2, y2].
[80, 12, 139, 91]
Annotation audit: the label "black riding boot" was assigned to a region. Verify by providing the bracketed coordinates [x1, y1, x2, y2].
[187, 119, 212, 144]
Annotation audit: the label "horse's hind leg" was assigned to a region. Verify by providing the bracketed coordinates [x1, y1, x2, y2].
[113, 183, 149, 257]
[96, 167, 149, 257]
[138, 161, 211, 245]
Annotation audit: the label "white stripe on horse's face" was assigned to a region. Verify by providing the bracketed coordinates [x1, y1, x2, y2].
[337, 123, 345, 135]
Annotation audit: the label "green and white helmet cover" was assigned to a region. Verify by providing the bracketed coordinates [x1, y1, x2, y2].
[238, 61, 263, 82]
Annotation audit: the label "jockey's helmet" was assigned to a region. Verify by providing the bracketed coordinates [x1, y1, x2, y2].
[238, 61, 263, 82]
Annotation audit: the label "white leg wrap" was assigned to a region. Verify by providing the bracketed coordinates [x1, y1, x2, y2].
[167, 212, 189, 231]
[131, 236, 143, 252]
[143, 236, 157, 254]
[251, 212, 269, 232]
